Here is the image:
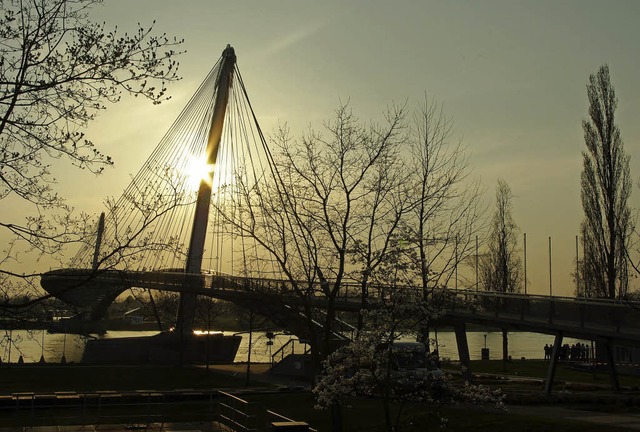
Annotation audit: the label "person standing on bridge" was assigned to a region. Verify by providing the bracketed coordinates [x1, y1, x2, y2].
[544, 344, 551, 361]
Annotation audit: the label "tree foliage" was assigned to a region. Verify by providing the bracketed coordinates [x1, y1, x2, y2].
[479, 179, 522, 361]
[314, 290, 503, 432]
[0, 0, 183, 324]
[226, 103, 410, 365]
[407, 97, 483, 300]
[579, 64, 632, 299]
[479, 179, 522, 295]
[223, 100, 482, 369]
[0, 0, 183, 272]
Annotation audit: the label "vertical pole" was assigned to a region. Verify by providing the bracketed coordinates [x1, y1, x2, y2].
[455, 235, 458, 290]
[7, 329, 12, 365]
[475, 235, 479, 292]
[61, 332, 67, 364]
[245, 309, 254, 387]
[523, 233, 527, 295]
[40, 330, 45, 364]
[548, 236, 552, 297]
[206, 300, 211, 375]
[582, 228, 587, 295]
[575, 235, 580, 296]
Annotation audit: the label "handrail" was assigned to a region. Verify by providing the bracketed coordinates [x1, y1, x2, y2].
[219, 391, 314, 431]
[217, 390, 260, 432]
[44, 268, 640, 309]
[0, 389, 314, 430]
[42, 268, 640, 343]
[271, 338, 310, 365]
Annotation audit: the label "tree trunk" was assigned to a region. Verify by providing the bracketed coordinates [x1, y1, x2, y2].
[331, 402, 343, 432]
[502, 328, 509, 362]
[383, 396, 394, 432]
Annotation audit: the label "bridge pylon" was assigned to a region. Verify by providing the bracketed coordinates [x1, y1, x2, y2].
[177, 45, 237, 337]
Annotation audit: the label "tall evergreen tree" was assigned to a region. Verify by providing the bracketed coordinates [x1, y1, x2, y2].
[480, 179, 522, 361]
[480, 179, 522, 296]
[580, 64, 632, 299]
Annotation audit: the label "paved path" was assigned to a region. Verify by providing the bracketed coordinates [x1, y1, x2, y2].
[205, 363, 309, 389]
[508, 405, 640, 430]
[0, 422, 228, 432]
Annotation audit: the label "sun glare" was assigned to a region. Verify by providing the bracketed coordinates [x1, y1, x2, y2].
[186, 156, 215, 190]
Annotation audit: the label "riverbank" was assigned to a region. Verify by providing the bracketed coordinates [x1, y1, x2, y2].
[2, 362, 640, 431]
[0, 328, 595, 365]
[2, 358, 636, 393]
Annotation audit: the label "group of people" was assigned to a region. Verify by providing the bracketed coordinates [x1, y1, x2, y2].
[543, 342, 591, 362]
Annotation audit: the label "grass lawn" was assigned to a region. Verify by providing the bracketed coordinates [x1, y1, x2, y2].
[467, 359, 640, 387]
[2, 363, 638, 431]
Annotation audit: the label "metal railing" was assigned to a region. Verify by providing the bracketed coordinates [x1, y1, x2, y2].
[0, 389, 313, 431]
[45, 268, 640, 308]
[217, 391, 262, 431]
[271, 338, 310, 366]
[42, 268, 640, 343]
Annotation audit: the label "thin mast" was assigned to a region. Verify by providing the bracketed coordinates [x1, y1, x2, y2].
[92, 212, 105, 271]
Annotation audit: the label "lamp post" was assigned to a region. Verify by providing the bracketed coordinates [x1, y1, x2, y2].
[548, 236, 553, 297]
[523, 233, 527, 295]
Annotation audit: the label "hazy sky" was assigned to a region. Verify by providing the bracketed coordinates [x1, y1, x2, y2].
[58, 0, 640, 297]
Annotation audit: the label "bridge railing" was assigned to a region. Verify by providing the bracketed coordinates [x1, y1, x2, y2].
[439, 288, 640, 336]
[119, 271, 640, 329]
[46, 269, 640, 340]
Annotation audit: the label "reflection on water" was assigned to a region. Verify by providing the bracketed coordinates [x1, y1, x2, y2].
[0, 330, 160, 364]
[231, 330, 593, 363]
[0, 329, 592, 364]
[0, 330, 88, 363]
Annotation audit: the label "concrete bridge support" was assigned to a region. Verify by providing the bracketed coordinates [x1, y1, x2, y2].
[454, 322, 473, 382]
[604, 339, 620, 393]
[544, 332, 563, 395]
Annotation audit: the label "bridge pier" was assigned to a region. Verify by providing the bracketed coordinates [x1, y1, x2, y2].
[604, 339, 620, 393]
[544, 332, 563, 395]
[454, 322, 473, 382]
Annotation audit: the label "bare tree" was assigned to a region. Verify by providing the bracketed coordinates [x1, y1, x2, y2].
[580, 64, 632, 299]
[479, 179, 522, 361]
[220, 102, 408, 369]
[0, 0, 182, 309]
[344, 111, 414, 331]
[218, 98, 485, 377]
[404, 97, 484, 349]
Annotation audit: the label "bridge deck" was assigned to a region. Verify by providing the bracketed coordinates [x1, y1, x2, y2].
[41, 269, 640, 346]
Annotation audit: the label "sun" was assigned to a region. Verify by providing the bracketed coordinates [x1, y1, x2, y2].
[185, 155, 215, 190]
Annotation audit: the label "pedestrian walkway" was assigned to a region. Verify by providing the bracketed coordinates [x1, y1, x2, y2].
[508, 405, 640, 430]
[205, 363, 310, 390]
[0, 422, 226, 432]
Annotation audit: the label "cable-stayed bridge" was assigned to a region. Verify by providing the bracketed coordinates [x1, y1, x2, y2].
[40, 45, 640, 391]
[42, 267, 640, 347]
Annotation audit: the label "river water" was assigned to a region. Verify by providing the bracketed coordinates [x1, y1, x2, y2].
[0, 329, 592, 365]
